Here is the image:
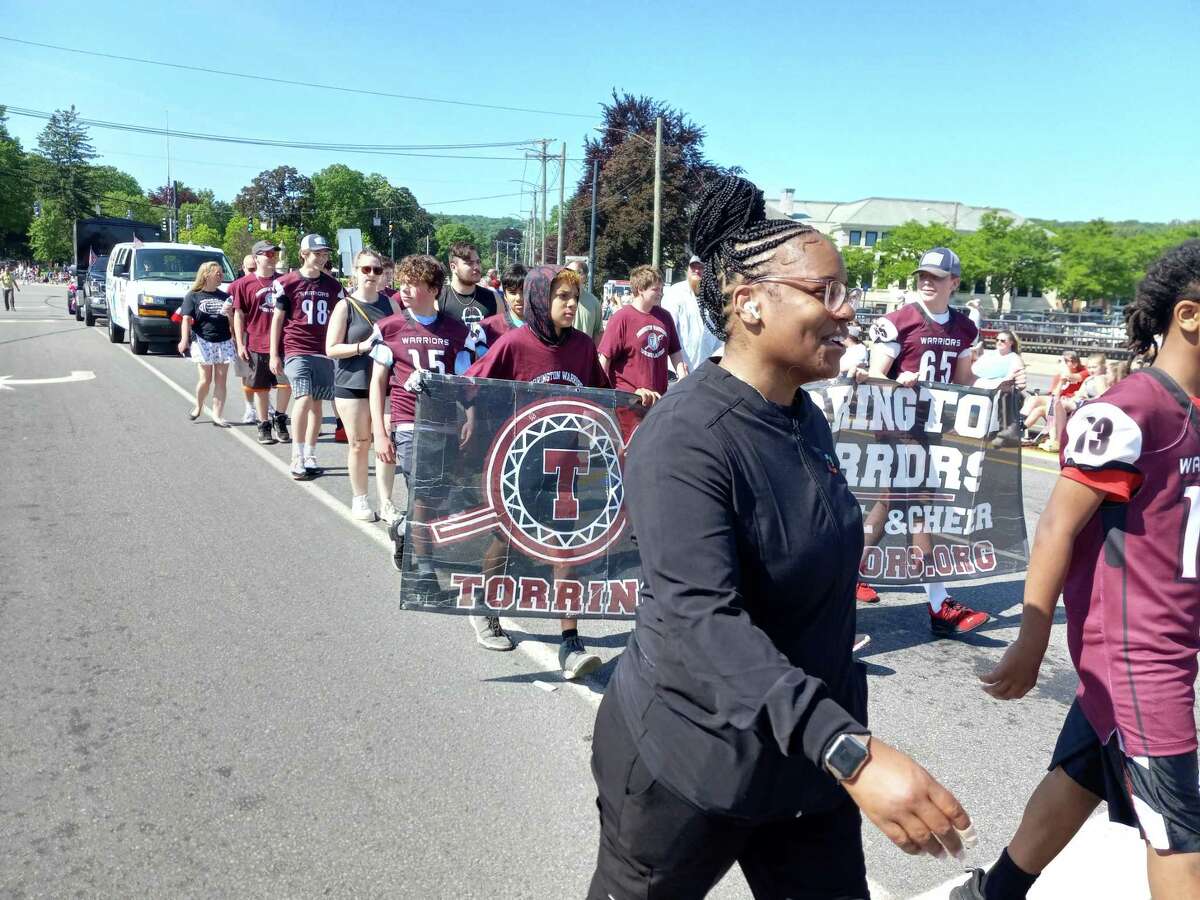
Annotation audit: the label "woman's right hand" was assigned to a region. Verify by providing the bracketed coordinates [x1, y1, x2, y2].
[374, 430, 395, 464]
[840, 738, 974, 859]
[178, 340, 188, 355]
[237, 343, 250, 363]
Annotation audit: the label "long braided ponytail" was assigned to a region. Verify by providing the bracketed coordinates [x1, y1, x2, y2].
[688, 176, 818, 340]
[1125, 239, 1200, 355]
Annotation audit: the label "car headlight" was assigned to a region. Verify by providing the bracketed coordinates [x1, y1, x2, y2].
[139, 294, 163, 305]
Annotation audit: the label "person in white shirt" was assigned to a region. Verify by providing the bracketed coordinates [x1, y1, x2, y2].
[838, 324, 869, 376]
[660, 255, 723, 372]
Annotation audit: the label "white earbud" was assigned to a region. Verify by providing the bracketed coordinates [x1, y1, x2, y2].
[745, 300, 761, 320]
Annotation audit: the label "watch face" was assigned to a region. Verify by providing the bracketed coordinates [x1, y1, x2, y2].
[828, 734, 869, 780]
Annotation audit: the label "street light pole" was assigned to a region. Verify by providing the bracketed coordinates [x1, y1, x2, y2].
[652, 116, 663, 269]
[557, 142, 566, 265]
[540, 139, 549, 265]
[588, 158, 599, 296]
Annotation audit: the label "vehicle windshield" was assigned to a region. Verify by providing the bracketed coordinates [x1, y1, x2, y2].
[88, 257, 108, 275]
[130, 249, 234, 282]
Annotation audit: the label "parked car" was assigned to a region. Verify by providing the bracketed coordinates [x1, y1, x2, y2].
[78, 254, 109, 324]
[105, 242, 235, 354]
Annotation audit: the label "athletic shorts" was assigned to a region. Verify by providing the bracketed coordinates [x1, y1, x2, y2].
[283, 354, 334, 401]
[334, 386, 369, 400]
[244, 350, 283, 391]
[1051, 699, 1200, 853]
[393, 425, 454, 502]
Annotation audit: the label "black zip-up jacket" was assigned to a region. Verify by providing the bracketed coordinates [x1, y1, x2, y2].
[611, 360, 869, 822]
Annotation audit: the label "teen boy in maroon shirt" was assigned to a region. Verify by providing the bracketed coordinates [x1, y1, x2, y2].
[954, 241, 1200, 900]
[466, 265, 608, 678]
[598, 264, 689, 408]
[232, 240, 290, 444]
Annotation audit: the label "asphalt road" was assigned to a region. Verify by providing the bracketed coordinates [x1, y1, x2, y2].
[0, 284, 1170, 899]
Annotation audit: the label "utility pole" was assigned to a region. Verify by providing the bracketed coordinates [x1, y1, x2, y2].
[165, 109, 172, 240]
[556, 142, 566, 265]
[652, 115, 663, 269]
[587, 158, 599, 296]
[539, 139, 549, 265]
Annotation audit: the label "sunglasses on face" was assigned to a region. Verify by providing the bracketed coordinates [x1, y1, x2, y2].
[257, 250, 278, 258]
[745, 275, 861, 313]
[359, 266, 383, 275]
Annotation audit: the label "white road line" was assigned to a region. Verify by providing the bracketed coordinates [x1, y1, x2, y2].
[102, 332, 603, 707]
[0, 318, 69, 324]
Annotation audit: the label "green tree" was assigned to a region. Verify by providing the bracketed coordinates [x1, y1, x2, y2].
[958, 213, 1055, 308]
[433, 222, 478, 259]
[28, 199, 72, 262]
[90, 165, 155, 221]
[365, 174, 432, 258]
[842, 247, 876, 289]
[873, 220, 958, 289]
[309, 164, 373, 243]
[223, 214, 255, 264]
[35, 105, 97, 223]
[179, 223, 221, 248]
[233, 166, 313, 229]
[0, 107, 33, 257]
[1051, 220, 1136, 311]
[269, 225, 300, 268]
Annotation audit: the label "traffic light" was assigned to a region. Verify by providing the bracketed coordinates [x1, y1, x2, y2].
[32, 201, 41, 218]
[247, 219, 253, 233]
[388, 222, 394, 235]
[161, 217, 167, 232]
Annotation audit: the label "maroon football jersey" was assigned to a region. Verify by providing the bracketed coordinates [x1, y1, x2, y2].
[597, 304, 682, 395]
[378, 312, 469, 425]
[869, 302, 978, 384]
[465, 325, 609, 389]
[231, 272, 278, 353]
[1060, 369, 1200, 756]
[271, 271, 344, 357]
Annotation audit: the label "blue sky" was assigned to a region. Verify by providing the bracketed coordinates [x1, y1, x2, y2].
[2, 0, 1196, 223]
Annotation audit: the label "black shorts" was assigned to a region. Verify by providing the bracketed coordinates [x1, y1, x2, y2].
[1052, 700, 1200, 853]
[587, 691, 869, 900]
[334, 386, 369, 400]
[244, 350, 284, 391]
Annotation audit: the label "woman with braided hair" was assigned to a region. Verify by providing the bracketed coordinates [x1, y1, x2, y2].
[587, 176, 974, 899]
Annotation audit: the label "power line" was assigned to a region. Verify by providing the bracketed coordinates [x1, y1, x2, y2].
[0, 37, 597, 121]
[4, 106, 542, 161]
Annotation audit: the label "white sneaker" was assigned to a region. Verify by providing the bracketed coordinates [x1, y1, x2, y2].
[379, 500, 400, 524]
[242, 405, 257, 424]
[290, 457, 310, 481]
[303, 454, 321, 475]
[469, 615, 515, 651]
[351, 495, 377, 521]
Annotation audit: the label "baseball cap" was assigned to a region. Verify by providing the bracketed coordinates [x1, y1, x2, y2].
[688, 254, 702, 266]
[914, 247, 961, 278]
[300, 233, 331, 252]
[252, 239, 281, 255]
[847, 324, 862, 338]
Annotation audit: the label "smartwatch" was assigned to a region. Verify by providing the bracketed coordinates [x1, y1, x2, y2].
[823, 732, 871, 782]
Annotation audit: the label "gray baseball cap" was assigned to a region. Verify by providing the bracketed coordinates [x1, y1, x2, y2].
[914, 247, 961, 278]
[252, 239, 280, 255]
[300, 233, 331, 252]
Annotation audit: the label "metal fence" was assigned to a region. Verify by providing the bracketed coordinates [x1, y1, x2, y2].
[854, 305, 1132, 359]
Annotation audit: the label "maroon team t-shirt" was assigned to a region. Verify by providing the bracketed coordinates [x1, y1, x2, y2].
[869, 302, 978, 384]
[271, 271, 344, 358]
[598, 304, 681, 394]
[1059, 370, 1200, 756]
[377, 312, 469, 425]
[465, 325, 608, 389]
[479, 311, 519, 347]
[231, 272, 279, 353]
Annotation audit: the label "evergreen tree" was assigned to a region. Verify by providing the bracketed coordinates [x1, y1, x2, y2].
[34, 105, 97, 222]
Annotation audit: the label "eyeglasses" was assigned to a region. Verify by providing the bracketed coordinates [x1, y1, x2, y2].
[359, 266, 384, 275]
[997, 337, 1012, 343]
[745, 276, 861, 313]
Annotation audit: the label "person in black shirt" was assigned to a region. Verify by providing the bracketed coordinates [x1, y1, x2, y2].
[178, 261, 236, 427]
[437, 240, 498, 326]
[587, 177, 975, 899]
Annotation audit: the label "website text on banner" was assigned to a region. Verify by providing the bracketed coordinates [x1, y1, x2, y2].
[803, 376, 1028, 585]
[398, 374, 646, 618]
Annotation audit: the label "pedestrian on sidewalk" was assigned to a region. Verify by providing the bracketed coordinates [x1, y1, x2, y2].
[326, 249, 405, 521]
[954, 239, 1200, 900]
[232, 241, 291, 444]
[178, 261, 236, 427]
[588, 176, 974, 899]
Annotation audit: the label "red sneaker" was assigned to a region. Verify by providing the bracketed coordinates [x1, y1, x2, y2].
[855, 581, 880, 603]
[930, 598, 989, 636]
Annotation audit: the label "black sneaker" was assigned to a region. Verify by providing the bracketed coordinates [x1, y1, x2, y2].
[256, 421, 277, 445]
[389, 516, 406, 572]
[273, 412, 291, 443]
[559, 635, 601, 680]
[991, 422, 1022, 449]
[948, 869, 986, 900]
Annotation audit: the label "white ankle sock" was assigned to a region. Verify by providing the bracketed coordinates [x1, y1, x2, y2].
[926, 581, 948, 611]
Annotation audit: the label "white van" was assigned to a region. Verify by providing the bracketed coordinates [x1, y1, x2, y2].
[105, 242, 236, 354]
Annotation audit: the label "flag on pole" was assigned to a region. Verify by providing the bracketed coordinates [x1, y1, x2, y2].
[87, 247, 97, 267]
[132, 235, 144, 248]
